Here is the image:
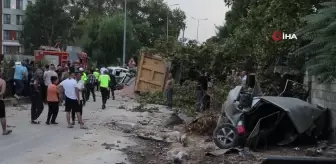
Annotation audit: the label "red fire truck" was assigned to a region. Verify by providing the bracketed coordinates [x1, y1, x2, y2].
[34, 44, 88, 68]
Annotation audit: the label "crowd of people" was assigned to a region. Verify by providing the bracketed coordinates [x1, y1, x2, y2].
[0, 60, 119, 135]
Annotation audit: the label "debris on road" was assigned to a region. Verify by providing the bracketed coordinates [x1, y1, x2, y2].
[101, 142, 120, 150]
[205, 148, 243, 156]
[305, 142, 336, 158]
[131, 104, 160, 113]
[186, 111, 219, 135]
[164, 113, 185, 128]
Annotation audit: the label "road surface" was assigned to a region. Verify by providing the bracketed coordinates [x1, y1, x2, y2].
[0, 93, 142, 164]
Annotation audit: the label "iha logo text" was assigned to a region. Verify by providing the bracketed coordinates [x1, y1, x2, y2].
[272, 31, 297, 41]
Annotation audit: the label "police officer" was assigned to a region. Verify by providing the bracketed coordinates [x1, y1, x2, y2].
[79, 68, 87, 105]
[93, 68, 100, 91]
[98, 70, 110, 109]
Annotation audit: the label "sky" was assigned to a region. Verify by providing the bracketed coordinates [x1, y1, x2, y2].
[167, 0, 230, 42]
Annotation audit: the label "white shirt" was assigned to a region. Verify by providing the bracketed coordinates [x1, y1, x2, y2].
[60, 78, 77, 100]
[44, 70, 58, 86]
[100, 67, 107, 74]
[75, 80, 85, 100]
[242, 75, 247, 85]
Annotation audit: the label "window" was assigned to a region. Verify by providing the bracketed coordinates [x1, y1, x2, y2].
[16, 31, 22, 40]
[4, 0, 11, 8]
[3, 46, 9, 54]
[3, 46, 20, 55]
[3, 30, 11, 40]
[16, 0, 23, 10]
[16, 15, 23, 25]
[4, 14, 11, 24]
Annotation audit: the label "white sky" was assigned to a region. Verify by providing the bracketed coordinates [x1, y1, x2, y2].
[167, 0, 230, 42]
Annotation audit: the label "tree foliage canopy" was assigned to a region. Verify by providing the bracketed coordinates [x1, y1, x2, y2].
[21, 0, 186, 66]
[21, 0, 336, 86]
[296, 1, 336, 82]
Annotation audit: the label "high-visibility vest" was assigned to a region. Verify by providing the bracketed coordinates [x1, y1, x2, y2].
[99, 74, 110, 88]
[93, 71, 100, 79]
[81, 72, 87, 82]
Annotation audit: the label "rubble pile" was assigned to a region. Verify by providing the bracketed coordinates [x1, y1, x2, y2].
[305, 141, 336, 158]
[186, 111, 220, 135]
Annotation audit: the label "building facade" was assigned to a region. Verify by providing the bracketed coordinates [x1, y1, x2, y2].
[2, 0, 34, 55]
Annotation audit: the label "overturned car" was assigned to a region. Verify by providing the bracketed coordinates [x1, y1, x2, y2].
[213, 83, 329, 150]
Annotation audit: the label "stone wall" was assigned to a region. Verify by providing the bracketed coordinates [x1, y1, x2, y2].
[305, 71, 336, 142]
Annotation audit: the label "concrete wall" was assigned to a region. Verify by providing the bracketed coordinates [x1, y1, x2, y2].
[305, 71, 336, 142]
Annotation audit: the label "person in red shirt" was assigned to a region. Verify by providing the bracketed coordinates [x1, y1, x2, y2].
[46, 76, 59, 125]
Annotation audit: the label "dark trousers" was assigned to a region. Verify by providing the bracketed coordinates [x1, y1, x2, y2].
[100, 87, 109, 106]
[72, 100, 83, 122]
[41, 85, 47, 102]
[23, 80, 29, 97]
[203, 94, 210, 111]
[14, 79, 24, 96]
[196, 90, 203, 112]
[166, 88, 173, 108]
[108, 87, 115, 99]
[31, 93, 44, 121]
[86, 84, 96, 101]
[96, 82, 99, 91]
[81, 91, 86, 105]
[47, 101, 59, 123]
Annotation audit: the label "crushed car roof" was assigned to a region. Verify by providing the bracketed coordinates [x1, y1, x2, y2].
[257, 96, 325, 133]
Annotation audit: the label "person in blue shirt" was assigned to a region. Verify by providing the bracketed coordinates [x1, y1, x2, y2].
[13, 62, 27, 99]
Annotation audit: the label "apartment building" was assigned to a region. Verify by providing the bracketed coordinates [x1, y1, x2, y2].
[1, 0, 34, 55]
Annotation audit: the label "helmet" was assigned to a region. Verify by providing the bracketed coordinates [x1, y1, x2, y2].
[79, 67, 84, 72]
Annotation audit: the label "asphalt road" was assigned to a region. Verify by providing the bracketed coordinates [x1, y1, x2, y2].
[0, 92, 140, 164]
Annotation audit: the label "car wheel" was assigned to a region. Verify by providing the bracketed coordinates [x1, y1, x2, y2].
[213, 123, 238, 149]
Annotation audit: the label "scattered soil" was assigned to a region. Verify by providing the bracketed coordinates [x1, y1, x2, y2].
[122, 136, 171, 164]
[123, 135, 310, 164]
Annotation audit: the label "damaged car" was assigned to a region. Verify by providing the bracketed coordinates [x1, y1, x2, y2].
[213, 76, 329, 150]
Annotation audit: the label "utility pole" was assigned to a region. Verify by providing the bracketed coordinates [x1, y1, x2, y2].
[167, 4, 179, 42]
[192, 17, 208, 42]
[122, 0, 127, 67]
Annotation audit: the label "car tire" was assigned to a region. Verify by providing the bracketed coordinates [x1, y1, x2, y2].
[213, 123, 238, 149]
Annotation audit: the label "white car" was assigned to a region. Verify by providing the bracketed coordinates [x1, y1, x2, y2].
[107, 66, 130, 78]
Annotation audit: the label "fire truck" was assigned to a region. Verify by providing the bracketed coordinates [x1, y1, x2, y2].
[34, 44, 88, 68]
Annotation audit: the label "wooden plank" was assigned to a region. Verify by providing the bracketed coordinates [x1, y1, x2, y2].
[134, 53, 144, 92]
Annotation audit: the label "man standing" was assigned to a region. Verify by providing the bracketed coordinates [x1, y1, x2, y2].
[98, 71, 110, 109]
[29, 67, 44, 124]
[86, 70, 96, 102]
[58, 72, 86, 129]
[108, 70, 117, 100]
[196, 70, 208, 112]
[13, 62, 27, 99]
[79, 68, 87, 105]
[0, 73, 12, 135]
[241, 71, 247, 85]
[43, 65, 57, 102]
[93, 68, 100, 91]
[165, 73, 174, 109]
[71, 72, 85, 125]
